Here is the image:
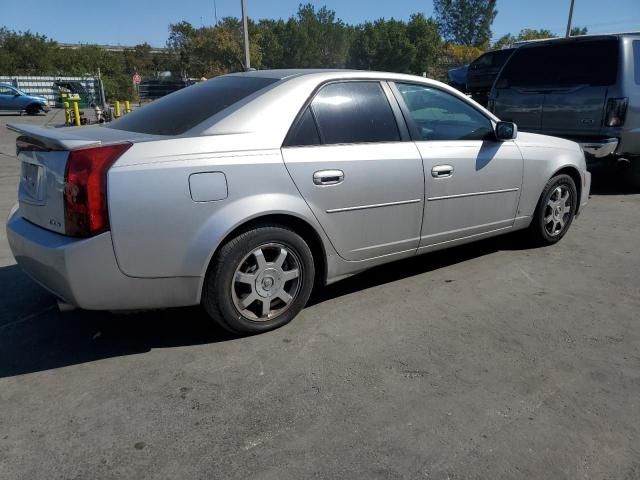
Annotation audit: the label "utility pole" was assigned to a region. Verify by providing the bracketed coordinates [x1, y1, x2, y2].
[241, 0, 251, 70]
[565, 0, 575, 37]
[214, 0, 218, 24]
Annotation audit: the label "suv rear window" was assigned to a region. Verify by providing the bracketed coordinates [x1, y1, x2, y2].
[498, 39, 619, 88]
[107, 76, 279, 135]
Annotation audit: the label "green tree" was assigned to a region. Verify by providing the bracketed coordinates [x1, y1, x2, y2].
[279, 4, 352, 68]
[167, 19, 262, 76]
[570, 26, 588, 36]
[433, 0, 498, 48]
[0, 28, 57, 75]
[492, 33, 515, 49]
[348, 19, 416, 72]
[255, 19, 287, 68]
[407, 14, 442, 75]
[493, 28, 558, 49]
[167, 21, 197, 76]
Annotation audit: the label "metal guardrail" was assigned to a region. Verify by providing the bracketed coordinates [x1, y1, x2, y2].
[0, 75, 101, 107]
[138, 79, 191, 100]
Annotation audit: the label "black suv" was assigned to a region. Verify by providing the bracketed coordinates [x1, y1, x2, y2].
[489, 33, 640, 181]
[466, 48, 516, 107]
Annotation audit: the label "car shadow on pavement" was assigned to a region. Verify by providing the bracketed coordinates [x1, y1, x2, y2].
[0, 234, 529, 379]
[589, 165, 640, 196]
[0, 264, 236, 378]
[309, 233, 525, 306]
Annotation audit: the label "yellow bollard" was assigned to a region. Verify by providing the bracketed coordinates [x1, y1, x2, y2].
[64, 102, 71, 125]
[72, 101, 81, 127]
[114, 101, 121, 118]
[124, 100, 131, 114]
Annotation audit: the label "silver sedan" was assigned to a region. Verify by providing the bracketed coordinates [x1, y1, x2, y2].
[6, 70, 591, 334]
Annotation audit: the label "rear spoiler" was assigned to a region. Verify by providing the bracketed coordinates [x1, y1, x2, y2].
[7, 124, 101, 151]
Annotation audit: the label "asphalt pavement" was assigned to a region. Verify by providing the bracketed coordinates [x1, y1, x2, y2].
[0, 111, 639, 479]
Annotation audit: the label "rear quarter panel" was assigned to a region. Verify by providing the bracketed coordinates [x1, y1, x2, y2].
[107, 138, 332, 279]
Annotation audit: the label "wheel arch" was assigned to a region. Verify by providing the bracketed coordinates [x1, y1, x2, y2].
[551, 165, 582, 205]
[25, 102, 42, 114]
[197, 212, 329, 302]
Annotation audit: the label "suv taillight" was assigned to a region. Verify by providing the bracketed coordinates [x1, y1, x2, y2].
[64, 143, 131, 237]
[605, 98, 628, 127]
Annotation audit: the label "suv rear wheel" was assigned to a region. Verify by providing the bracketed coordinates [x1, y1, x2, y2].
[202, 225, 315, 335]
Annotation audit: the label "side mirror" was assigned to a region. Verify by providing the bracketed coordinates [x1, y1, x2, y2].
[495, 121, 517, 141]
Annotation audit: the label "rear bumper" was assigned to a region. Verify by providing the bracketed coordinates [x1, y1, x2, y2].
[6, 209, 200, 310]
[579, 138, 618, 159]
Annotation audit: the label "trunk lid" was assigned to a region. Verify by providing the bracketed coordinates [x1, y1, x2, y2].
[8, 124, 156, 234]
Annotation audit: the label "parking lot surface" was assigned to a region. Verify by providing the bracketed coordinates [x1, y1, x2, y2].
[1, 112, 639, 479]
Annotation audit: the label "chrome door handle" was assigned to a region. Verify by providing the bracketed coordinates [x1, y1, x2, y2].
[313, 169, 344, 186]
[431, 165, 454, 178]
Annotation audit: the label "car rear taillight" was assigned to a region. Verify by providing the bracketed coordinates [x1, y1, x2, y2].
[605, 98, 628, 127]
[64, 142, 131, 237]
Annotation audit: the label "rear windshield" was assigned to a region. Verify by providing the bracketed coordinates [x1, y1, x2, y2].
[498, 39, 619, 88]
[107, 75, 279, 135]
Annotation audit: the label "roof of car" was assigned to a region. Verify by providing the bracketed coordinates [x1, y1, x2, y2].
[227, 68, 442, 83]
[225, 69, 467, 93]
[227, 69, 356, 80]
[515, 31, 640, 47]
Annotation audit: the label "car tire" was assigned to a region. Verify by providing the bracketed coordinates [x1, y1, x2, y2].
[529, 174, 578, 246]
[25, 104, 41, 115]
[202, 224, 315, 335]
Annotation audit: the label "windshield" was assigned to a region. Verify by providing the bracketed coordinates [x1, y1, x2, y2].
[107, 75, 279, 136]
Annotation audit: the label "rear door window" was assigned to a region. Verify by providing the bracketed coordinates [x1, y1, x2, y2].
[285, 107, 321, 147]
[310, 82, 401, 144]
[107, 75, 279, 135]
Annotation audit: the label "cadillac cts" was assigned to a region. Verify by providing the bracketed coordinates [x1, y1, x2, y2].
[6, 70, 591, 334]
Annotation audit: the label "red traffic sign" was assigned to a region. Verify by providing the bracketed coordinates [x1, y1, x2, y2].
[132, 74, 142, 84]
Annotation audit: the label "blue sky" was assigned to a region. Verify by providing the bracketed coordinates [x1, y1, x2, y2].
[3, 0, 639, 46]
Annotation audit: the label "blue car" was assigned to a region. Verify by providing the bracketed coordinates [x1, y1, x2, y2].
[447, 64, 469, 92]
[0, 83, 49, 114]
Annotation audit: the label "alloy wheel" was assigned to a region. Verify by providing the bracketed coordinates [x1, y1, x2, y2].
[543, 185, 572, 237]
[231, 243, 303, 321]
